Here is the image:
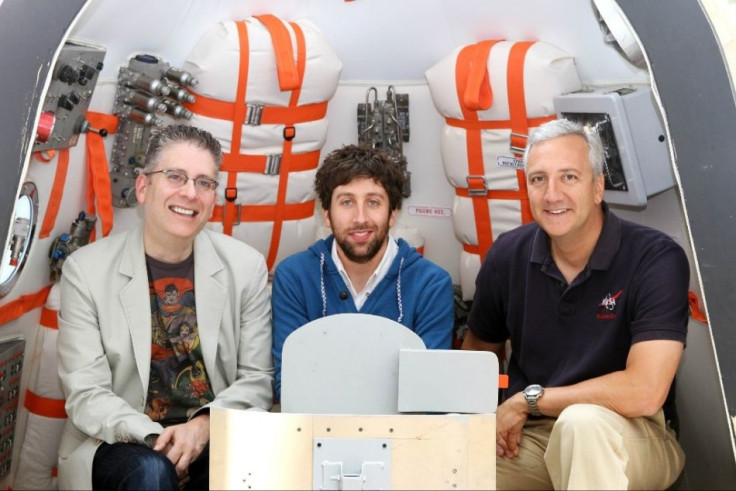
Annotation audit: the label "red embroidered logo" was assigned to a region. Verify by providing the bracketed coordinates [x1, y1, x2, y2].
[597, 290, 623, 319]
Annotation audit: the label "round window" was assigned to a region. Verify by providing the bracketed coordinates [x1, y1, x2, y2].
[0, 182, 39, 298]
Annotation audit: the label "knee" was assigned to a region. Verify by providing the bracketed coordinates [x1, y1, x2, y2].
[129, 451, 178, 489]
[553, 404, 616, 435]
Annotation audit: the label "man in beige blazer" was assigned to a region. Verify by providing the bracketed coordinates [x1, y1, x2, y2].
[57, 125, 273, 490]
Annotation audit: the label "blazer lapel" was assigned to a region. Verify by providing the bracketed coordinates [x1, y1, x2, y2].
[118, 225, 153, 391]
[193, 230, 227, 386]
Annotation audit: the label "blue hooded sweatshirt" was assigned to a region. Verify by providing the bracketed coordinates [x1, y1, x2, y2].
[271, 235, 455, 397]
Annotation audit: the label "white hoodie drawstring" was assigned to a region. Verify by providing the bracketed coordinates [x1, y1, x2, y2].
[320, 252, 327, 317]
[396, 257, 405, 323]
[319, 249, 405, 322]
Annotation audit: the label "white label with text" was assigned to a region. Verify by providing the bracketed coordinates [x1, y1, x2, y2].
[497, 156, 525, 169]
[407, 206, 453, 218]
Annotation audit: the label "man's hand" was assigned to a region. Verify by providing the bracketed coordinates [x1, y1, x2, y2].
[153, 414, 210, 486]
[495, 392, 529, 459]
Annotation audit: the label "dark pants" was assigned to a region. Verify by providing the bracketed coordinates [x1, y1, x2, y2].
[92, 441, 209, 491]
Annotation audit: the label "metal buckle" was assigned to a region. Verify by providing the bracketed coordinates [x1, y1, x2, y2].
[223, 203, 242, 226]
[245, 103, 264, 125]
[510, 131, 528, 155]
[466, 175, 488, 196]
[264, 154, 282, 175]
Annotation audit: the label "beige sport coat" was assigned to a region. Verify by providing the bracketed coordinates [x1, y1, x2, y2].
[56, 224, 273, 489]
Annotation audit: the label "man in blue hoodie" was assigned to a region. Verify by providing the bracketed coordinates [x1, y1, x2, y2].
[271, 144, 455, 398]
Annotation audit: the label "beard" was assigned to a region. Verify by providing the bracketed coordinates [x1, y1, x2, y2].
[334, 225, 389, 264]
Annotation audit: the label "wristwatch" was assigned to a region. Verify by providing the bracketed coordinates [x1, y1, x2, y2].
[523, 384, 544, 416]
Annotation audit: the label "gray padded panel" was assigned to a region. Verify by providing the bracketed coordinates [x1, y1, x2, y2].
[281, 313, 425, 414]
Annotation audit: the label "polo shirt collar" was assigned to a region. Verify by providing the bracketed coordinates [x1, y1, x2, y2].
[530, 201, 621, 272]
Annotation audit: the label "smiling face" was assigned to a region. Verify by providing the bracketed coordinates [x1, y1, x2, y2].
[526, 134, 605, 248]
[135, 141, 218, 260]
[323, 177, 396, 265]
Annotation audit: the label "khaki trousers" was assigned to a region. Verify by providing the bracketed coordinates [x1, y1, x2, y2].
[497, 404, 685, 490]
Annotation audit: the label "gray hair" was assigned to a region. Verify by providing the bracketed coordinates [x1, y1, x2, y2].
[142, 124, 223, 173]
[523, 118, 605, 178]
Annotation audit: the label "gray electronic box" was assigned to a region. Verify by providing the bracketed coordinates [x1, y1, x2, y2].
[553, 86, 675, 207]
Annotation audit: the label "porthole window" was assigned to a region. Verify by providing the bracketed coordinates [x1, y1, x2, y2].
[0, 182, 38, 298]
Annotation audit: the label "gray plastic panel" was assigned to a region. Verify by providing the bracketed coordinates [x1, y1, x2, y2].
[281, 314, 425, 415]
[398, 349, 499, 414]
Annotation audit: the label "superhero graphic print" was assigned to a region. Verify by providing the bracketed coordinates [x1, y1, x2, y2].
[145, 276, 214, 424]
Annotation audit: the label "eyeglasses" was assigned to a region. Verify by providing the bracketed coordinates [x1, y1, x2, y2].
[145, 169, 219, 193]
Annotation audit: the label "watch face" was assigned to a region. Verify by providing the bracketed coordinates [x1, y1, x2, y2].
[525, 384, 543, 397]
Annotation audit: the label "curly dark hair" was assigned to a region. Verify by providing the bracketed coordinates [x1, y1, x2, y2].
[315, 144, 405, 211]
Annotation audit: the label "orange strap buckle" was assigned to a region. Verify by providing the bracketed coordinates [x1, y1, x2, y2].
[466, 175, 488, 196]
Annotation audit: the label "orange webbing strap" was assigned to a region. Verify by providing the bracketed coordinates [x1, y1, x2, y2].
[507, 41, 536, 225]
[40, 306, 59, 330]
[39, 148, 70, 239]
[24, 390, 66, 419]
[263, 20, 308, 270]
[85, 112, 119, 239]
[220, 149, 320, 174]
[454, 41, 499, 263]
[0, 285, 52, 325]
[211, 200, 315, 222]
[463, 40, 494, 111]
[221, 20, 252, 237]
[254, 14, 301, 91]
[507, 41, 534, 157]
[446, 115, 555, 131]
[24, 306, 67, 419]
[688, 291, 708, 324]
[186, 91, 327, 126]
[498, 374, 509, 389]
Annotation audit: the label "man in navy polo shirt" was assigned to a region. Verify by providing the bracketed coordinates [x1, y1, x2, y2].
[462, 118, 687, 490]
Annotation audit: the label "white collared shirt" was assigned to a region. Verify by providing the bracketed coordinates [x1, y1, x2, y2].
[331, 235, 398, 310]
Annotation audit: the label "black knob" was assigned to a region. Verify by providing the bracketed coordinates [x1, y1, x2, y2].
[88, 126, 108, 137]
[81, 64, 96, 80]
[57, 64, 78, 84]
[58, 94, 74, 111]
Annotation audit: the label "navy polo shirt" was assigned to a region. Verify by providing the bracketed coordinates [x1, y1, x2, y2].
[468, 203, 689, 420]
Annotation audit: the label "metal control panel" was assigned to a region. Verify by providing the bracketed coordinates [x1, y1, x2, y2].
[109, 54, 198, 208]
[33, 39, 106, 152]
[0, 337, 25, 478]
[358, 86, 412, 197]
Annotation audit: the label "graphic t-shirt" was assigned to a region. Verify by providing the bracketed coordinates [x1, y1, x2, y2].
[144, 253, 214, 426]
